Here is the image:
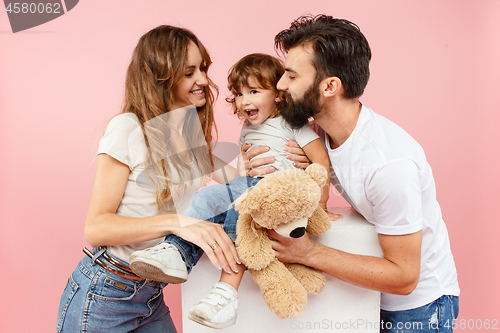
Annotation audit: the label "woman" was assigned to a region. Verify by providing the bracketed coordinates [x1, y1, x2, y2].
[56, 25, 240, 333]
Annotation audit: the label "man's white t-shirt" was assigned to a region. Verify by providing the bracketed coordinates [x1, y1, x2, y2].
[240, 116, 319, 172]
[97, 113, 203, 262]
[317, 104, 460, 311]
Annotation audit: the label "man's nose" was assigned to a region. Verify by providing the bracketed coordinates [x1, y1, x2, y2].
[276, 75, 287, 91]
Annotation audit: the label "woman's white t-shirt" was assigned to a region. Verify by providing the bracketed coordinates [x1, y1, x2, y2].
[97, 113, 203, 262]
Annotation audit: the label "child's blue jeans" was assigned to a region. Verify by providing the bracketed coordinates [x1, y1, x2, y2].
[165, 176, 262, 273]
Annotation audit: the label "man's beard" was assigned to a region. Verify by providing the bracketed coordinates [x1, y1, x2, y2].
[280, 83, 321, 129]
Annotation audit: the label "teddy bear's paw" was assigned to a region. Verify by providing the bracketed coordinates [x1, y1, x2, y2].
[285, 263, 326, 295]
[271, 289, 307, 319]
[236, 245, 274, 271]
[249, 261, 308, 318]
[236, 215, 275, 270]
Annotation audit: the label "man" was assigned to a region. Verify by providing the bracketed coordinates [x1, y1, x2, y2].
[246, 14, 459, 332]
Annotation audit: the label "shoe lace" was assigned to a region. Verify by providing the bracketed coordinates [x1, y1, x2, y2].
[147, 244, 175, 254]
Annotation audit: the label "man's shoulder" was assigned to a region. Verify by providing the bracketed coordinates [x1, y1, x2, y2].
[360, 106, 411, 137]
[358, 106, 420, 145]
[357, 107, 428, 171]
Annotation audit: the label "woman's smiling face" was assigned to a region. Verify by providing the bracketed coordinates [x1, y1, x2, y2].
[171, 41, 209, 110]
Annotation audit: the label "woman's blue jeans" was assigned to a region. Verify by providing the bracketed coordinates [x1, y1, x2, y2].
[166, 176, 261, 273]
[380, 295, 459, 332]
[56, 248, 176, 332]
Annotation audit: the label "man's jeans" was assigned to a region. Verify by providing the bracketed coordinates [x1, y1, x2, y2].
[380, 295, 459, 332]
[165, 176, 262, 272]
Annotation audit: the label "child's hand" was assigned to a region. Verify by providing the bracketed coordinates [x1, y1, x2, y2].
[326, 211, 343, 221]
[320, 203, 343, 221]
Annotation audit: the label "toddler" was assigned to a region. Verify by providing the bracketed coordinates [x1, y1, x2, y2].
[129, 53, 332, 329]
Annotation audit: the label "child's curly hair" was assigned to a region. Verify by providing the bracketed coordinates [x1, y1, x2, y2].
[226, 53, 285, 120]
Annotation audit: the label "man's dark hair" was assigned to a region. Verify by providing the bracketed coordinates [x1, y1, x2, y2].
[275, 14, 372, 99]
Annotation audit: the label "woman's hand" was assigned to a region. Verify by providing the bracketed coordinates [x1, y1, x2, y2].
[283, 141, 312, 169]
[173, 215, 241, 274]
[238, 143, 276, 177]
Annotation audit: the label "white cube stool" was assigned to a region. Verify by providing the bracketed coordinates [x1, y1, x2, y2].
[182, 207, 383, 332]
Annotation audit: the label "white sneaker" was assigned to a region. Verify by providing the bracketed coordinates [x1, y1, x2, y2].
[129, 243, 188, 284]
[188, 282, 238, 329]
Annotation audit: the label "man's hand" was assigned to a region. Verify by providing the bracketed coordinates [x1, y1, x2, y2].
[268, 229, 317, 265]
[283, 141, 312, 169]
[270, 227, 422, 295]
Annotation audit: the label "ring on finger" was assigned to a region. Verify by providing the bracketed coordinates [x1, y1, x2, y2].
[211, 242, 218, 250]
[247, 169, 251, 178]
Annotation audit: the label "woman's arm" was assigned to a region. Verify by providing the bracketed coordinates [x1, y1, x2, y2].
[84, 154, 240, 272]
[84, 154, 170, 247]
[210, 156, 237, 184]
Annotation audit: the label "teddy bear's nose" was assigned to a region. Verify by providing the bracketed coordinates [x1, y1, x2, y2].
[290, 227, 306, 238]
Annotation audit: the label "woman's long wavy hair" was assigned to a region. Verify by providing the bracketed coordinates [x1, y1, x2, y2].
[121, 25, 218, 212]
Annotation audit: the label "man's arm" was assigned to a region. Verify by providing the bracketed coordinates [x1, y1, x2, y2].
[270, 154, 424, 294]
[301, 138, 342, 220]
[301, 138, 331, 211]
[269, 229, 421, 295]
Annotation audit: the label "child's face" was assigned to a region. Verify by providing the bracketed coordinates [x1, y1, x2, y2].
[234, 76, 280, 125]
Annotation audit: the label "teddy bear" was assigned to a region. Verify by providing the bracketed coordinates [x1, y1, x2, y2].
[234, 163, 332, 319]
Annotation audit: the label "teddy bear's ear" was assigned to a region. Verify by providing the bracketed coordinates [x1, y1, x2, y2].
[234, 187, 257, 215]
[234, 188, 251, 208]
[305, 163, 328, 188]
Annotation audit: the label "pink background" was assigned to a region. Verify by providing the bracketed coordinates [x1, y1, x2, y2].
[1, 0, 499, 331]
